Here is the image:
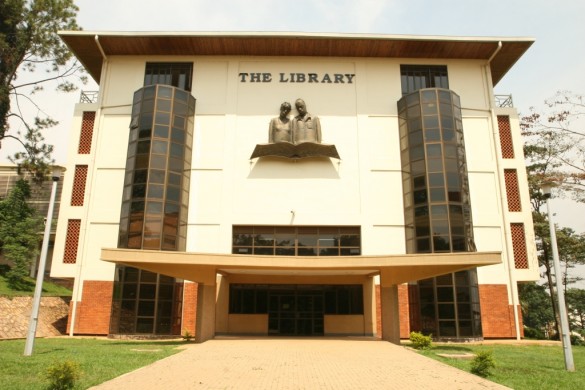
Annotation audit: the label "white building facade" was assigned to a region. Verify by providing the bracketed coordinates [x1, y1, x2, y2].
[51, 32, 538, 342]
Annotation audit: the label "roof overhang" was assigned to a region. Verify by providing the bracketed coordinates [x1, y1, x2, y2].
[59, 31, 533, 87]
[101, 248, 501, 285]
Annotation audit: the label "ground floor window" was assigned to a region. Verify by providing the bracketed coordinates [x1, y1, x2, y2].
[229, 284, 363, 336]
[110, 266, 183, 335]
[409, 269, 482, 339]
[232, 226, 361, 256]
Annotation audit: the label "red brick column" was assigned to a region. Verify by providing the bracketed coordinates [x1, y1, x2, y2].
[67, 281, 113, 335]
[479, 284, 522, 338]
[398, 284, 410, 339]
[181, 282, 198, 336]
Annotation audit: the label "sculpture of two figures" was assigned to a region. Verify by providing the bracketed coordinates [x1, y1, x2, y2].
[251, 99, 339, 160]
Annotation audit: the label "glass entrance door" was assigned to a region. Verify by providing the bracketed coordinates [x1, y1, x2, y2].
[268, 287, 324, 336]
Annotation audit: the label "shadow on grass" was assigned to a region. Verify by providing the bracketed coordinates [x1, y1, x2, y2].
[430, 345, 474, 353]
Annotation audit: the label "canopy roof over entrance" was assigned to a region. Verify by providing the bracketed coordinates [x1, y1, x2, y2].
[101, 248, 501, 285]
[59, 31, 533, 87]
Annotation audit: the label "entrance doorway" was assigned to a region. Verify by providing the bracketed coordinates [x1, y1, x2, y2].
[268, 287, 324, 336]
[229, 284, 364, 336]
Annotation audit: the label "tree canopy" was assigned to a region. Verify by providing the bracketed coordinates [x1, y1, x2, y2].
[0, 178, 41, 287]
[0, 0, 82, 178]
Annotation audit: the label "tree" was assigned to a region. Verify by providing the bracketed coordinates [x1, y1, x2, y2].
[522, 91, 585, 201]
[1, 0, 83, 178]
[518, 282, 554, 337]
[0, 178, 41, 287]
[566, 288, 585, 331]
[522, 91, 585, 338]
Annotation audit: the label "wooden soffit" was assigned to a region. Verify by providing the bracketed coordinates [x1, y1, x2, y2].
[59, 31, 533, 86]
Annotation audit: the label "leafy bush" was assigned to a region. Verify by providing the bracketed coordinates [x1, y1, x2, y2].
[470, 351, 496, 377]
[523, 326, 545, 339]
[183, 330, 193, 341]
[45, 360, 80, 390]
[409, 331, 432, 350]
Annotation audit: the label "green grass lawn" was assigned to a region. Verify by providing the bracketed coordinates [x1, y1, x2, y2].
[416, 343, 585, 390]
[0, 337, 184, 389]
[0, 269, 72, 297]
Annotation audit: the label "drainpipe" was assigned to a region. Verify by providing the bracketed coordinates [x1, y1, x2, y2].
[69, 35, 109, 336]
[485, 41, 522, 340]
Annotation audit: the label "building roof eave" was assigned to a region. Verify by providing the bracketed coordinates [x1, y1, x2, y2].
[59, 31, 534, 87]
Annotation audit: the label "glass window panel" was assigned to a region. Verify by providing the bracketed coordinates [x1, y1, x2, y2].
[340, 235, 360, 246]
[170, 143, 184, 158]
[416, 238, 431, 252]
[433, 235, 450, 251]
[444, 144, 457, 158]
[169, 157, 183, 172]
[298, 234, 317, 246]
[147, 184, 164, 199]
[138, 300, 155, 316]
[171, 128, 185, 143]
[166, 186, 180, 202]
[234, 247, 252, 254]
[415, 223, 430, 236]
[430, 188, 446, 202]
[411, 160, 426, 175]
[457, 286, 471, 303]
[137, 140, 151, 154]
[152, 140, 168, 154]
[427, 158, 443, 173]
[254, 247, 274, 255]
[173, 116, 185, 128]
[154, 112, 170, 126]
[139, 284, 156, 299]
[422, 103, 437, 115]
[448, 191, 462, 202]
[425, 129, 441, 141]
[437, 287, 454, 302]
[143, 235, 161, 249]
[413, 175, 426, 188]
[157, 99, 171, 112]
[428, 173, 444, 187]
[154, 125, 169, 138]
[447, 173, 460, 187]
[135, 155, 149, 169]
[455, 271, 470, 286]
[149, 170, 165, 184]
[146, 201, 162, 214]
[407, 105, 420, 118]
[410, 146, 424, 161]
[149, 156, 166, 170]
[168, 173, 181, 186]
[276, 247, 295, 256]
[133, 170, 148, 184]
[432, 220, 449, 235]
[452, 236, 466, 251]
[439, 321, 456, 336]
[423, 116, 439, 128]
[136, 318, 154, 334]
[320, 248, 339, 256]
[122, 284, 137, 299]
[419, 287, 434, 302]
[438, 304, 455, 319]
[254, 233, 274, 246]
[298, 247, 317, 256]
[408, 131, 423, 146]
[426, 144, 442, 157]
[132, 184, 146, 198]
[341, 248, 361, 256]
[431, 205, 448, 217]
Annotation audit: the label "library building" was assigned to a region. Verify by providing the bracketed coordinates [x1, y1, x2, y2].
[50, 31, 538, 343]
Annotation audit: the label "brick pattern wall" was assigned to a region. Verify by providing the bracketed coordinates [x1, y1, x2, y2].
[71, 165, 88, 206]
[398, 284, 410, 339]
[498, 115, 515, 158]
[181, 282, 198, 336]
[479, 284, 522, 338]
[67, 281, 113, 334]
[504, 169, 522, 212]
[375, 285, 381, 337]
[78, 111, 95, 154]
[63, 219, 81, 264]
[511, 223, 529, 269]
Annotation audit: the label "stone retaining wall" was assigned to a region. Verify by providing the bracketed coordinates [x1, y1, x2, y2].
[0, 296, 70, 339]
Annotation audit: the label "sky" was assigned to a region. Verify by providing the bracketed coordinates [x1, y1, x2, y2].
[2, 0, 585, 281]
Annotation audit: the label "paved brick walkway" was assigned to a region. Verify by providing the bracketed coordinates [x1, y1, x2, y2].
[92, 337, 509, 389]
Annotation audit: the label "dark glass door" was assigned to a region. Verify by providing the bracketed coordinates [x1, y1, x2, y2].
[268, 288, 324, 336]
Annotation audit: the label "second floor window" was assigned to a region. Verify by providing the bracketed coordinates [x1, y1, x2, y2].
[144, 62, 193, 91]
[401, 65, 448, 95]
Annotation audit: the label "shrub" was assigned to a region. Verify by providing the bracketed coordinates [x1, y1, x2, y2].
[409, 331, 432, 350]
[45, 360, 80, 390]
[183, 330, 193, 341]
[523, 326, 545, 340]
[470, 351, 496, 377]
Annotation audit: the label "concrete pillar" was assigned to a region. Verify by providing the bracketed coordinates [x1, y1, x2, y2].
[194, 267, 217, 343]
[195, 283, 217, 343]
[380, 270, 400, 344]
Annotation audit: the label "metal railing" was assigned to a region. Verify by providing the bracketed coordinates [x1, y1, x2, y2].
[79, 90, 99, 103]
[495, 94, 513, 108]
